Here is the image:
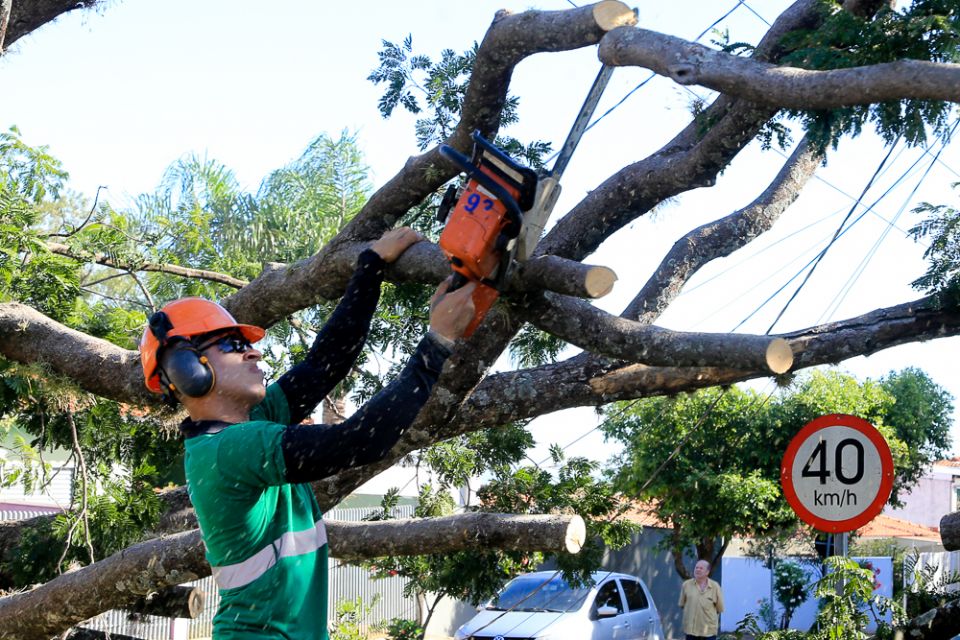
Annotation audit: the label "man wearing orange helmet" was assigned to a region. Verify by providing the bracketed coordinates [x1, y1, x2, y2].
[139, 227, 475, 639]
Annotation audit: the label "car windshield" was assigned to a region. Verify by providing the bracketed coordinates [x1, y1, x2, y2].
[486, 575, 591, 613]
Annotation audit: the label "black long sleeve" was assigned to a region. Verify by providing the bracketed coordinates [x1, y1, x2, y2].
[277, 249, 386, 425]
[280, 334, 450, 484]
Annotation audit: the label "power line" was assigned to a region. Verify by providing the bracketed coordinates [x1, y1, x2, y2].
[740, 1, 773, 27]
[819, 120, 960, 323]
[729, 122, 957, 333]
[760, 139, 902, 333]
[543, 0, 751, 166]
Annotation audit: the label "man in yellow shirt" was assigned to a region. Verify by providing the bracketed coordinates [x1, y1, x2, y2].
[678, 559, 724, 640]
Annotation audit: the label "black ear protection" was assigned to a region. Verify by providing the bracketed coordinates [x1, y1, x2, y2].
[148, 311, 216, 398]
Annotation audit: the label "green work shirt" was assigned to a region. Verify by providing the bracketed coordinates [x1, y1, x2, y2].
[184, 384, 329, 639]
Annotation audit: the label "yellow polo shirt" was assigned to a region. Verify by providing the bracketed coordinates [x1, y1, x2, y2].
[679, 577, 724, 636]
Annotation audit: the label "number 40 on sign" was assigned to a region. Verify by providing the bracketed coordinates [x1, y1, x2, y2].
[780, 414, 894, 533]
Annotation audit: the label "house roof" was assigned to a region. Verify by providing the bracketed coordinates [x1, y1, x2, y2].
[618, 501, 669, 528]
[935, 457, 960, 469]
[857, 513, 941, 540]
[614, 501, 942, 544]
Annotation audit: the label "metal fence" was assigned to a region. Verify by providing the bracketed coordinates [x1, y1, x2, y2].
[909, 550, 960, 590]
[78, 505, 418, 639]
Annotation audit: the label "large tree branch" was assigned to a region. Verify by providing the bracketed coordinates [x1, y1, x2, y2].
[599, 28, 960, 108]
[536, 0, 874, 263]
[0, 514, 584, 640]
[520, 292, 794, 373]
[0, 302, 151, 404]
[534, 95, 779, 262]
[896, 599, 960, 639]
[221, 2, 637, 327]
[941, 510, 960, 550]
[5, 0, 99, 49]
[0, 245, 616, 405]
[626, 138, 821, 324]
[444, 296, 960, 431]
[46, 242, 250, 289]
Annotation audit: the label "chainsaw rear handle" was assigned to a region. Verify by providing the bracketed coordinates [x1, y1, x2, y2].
[446, 271, 471, 294]
[439, 144, 524, 240]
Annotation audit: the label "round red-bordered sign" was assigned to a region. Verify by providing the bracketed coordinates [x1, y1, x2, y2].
[781, 414, 894, 533]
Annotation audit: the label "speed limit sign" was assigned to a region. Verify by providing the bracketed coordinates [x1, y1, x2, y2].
[781, 414, 894, 533]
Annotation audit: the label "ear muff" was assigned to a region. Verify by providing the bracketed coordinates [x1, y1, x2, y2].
[157, 341, 216, 398]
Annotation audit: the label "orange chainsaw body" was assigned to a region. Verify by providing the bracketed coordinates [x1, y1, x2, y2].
[438, 132, 538, 336]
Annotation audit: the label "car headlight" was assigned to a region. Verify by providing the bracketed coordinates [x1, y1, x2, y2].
[452, 627, 469, 640]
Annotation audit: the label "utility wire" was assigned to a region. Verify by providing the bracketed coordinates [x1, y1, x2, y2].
[760, 139, 902, 333]
[819, 120, 960, 323]
[543, 0, 750, 167]
[734, 126, 956, 332]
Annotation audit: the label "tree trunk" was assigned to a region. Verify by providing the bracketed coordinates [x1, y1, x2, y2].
[894, 598, 960, 639]
[940, 511, 960, 551]
[0, 513, 584, 640]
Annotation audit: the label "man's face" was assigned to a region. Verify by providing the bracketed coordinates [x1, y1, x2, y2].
[199, 332, 266, 405]
[694, 561, 710, 579]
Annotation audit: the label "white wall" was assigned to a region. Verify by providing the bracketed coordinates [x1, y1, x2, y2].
[884, 471, 955, 528]
[720, 556, 893, 633]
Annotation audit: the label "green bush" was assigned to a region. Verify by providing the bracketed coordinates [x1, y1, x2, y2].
[385, 617, 423, 640]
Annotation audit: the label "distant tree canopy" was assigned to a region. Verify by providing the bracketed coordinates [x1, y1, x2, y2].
[602, 368, 953, 579]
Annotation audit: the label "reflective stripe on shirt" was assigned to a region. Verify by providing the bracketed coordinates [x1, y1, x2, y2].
[211, 520, 328, 590]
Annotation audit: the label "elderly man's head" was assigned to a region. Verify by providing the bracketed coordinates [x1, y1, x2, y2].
[694, 559, 711, 579]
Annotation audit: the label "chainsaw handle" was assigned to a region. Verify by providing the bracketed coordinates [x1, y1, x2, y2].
[446, 272, 470, 294]
[439, 145, 524, 239]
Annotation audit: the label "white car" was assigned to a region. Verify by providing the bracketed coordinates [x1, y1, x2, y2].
[453, 570, 664, 640]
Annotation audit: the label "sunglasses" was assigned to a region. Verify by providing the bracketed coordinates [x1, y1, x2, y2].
[196, 334, 255, 354]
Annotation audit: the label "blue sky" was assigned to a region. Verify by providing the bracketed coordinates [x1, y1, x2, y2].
[3, 0, 959, 468]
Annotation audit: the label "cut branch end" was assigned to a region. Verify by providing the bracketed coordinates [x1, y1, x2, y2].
[565, 515, 587, 553]
[765, 338, 794, 374]
[592, 1, 637, 32]
[584, 266, 618, 298]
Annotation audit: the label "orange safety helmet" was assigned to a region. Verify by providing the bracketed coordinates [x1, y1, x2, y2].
[140, 298, 265, 393]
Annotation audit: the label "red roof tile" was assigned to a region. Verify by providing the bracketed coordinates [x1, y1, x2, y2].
[857, 514, 940, 540]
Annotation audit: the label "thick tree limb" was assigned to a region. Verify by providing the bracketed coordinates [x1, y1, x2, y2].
[445, 297, 960, 430]
[514, 256, 617, 299]
[896, 598, 960, 639]
[535, 94, 779, 262]
[520, 292, 794, 373]
[3, 294, 957, 548]
[0, 302, 151, 405]
[600, 28, 960, 108]
[331, 513, 586, 561]
[5, 0, 98, 49]
[0, 514, 584, 640]
[939, 510, 960, 550]
[626, 138, 821, 324]
[537, 0, 873, 263]
[0, 244, 617, 404]
[46, 242, 250, 289]
[222, 2, 637, 327]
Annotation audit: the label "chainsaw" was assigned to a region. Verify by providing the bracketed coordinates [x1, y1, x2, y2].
[436, 132, 538, 336]
[436, 65, 616, 337]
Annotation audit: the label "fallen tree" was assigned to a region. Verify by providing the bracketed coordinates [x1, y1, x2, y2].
[1, 0, 959, 636]
[0, 513, 585, 639]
